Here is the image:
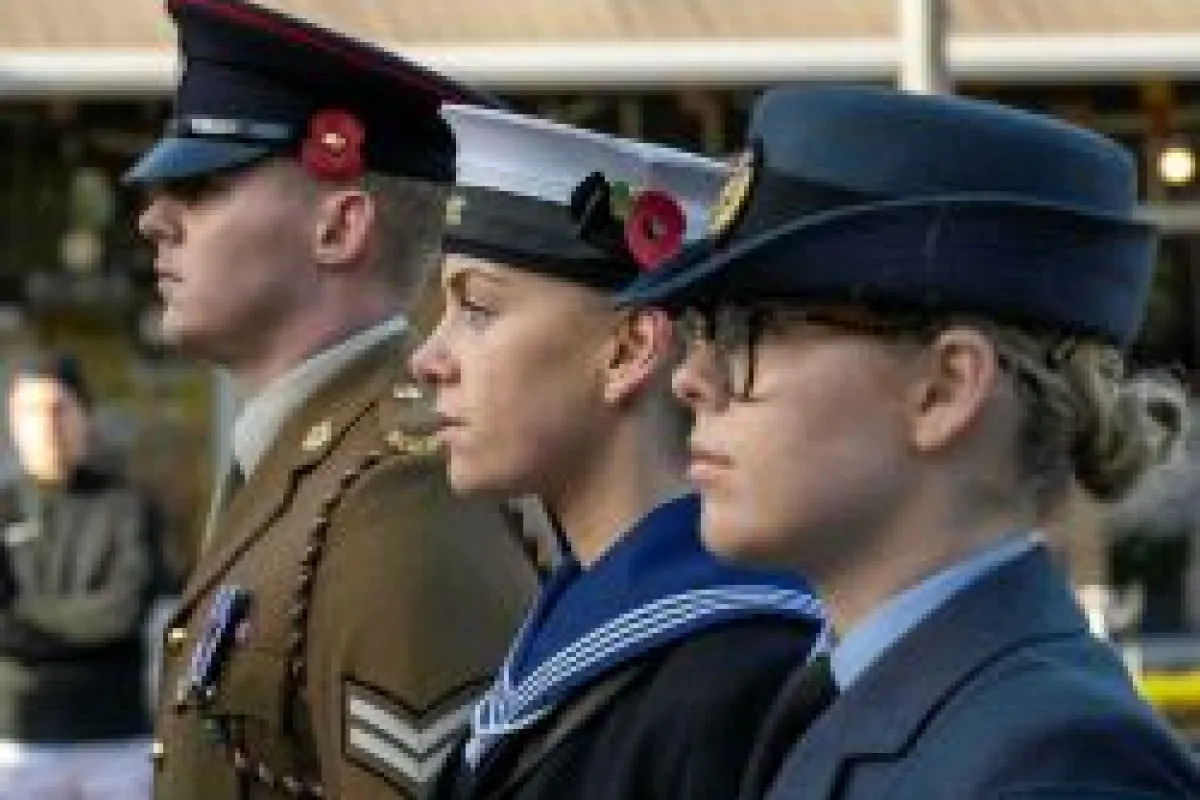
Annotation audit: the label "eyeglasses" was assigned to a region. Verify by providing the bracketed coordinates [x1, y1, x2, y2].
[679, 306, 765, 401]
[679, 303, 936, 400]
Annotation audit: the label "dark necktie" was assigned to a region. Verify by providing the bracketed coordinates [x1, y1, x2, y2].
[739, 654, 839, 799]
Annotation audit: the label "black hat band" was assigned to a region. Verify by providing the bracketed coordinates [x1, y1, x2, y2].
[444, 186, 638, 291]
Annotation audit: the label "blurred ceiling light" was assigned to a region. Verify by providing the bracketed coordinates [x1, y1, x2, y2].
[1158, 139, 1196, 186]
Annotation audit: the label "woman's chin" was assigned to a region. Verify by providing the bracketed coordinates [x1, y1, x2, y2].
[699, 507, 779, 567]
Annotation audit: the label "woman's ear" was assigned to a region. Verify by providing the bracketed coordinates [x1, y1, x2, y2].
[906, 327, 1001, 453]
[602, 307, 676, 406]
[312, 188, 375, 270]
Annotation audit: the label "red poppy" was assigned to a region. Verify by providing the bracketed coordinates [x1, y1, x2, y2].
[624, 190, 686, 271]
[300, 109, 366, 182]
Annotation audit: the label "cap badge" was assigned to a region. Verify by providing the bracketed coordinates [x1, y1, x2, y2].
[301, 109, 366, 182]
[708, 147, 757, 238]
[571, 172, 686, 272]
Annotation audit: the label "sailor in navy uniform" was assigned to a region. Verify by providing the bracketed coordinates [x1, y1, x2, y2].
[411, 105, 826, 800]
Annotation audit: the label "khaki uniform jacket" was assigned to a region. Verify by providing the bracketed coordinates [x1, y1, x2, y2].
[153, 334, 537, 800]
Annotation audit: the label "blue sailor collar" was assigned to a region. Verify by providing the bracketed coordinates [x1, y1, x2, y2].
[467, 493, 824, 766]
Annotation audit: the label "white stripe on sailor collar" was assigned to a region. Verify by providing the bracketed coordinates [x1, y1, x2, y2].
[466, 585, 824, 765]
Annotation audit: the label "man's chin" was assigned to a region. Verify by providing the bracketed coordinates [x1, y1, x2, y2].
[157, 321, 217, 361]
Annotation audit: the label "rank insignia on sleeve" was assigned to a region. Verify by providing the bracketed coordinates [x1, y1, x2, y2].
[343, 678, 480, 794]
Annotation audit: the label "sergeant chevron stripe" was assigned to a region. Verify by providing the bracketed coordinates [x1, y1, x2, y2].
[344, 678, 478, 792]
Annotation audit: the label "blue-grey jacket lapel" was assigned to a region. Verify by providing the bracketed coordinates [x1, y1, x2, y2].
[769, 546, 1087, 798]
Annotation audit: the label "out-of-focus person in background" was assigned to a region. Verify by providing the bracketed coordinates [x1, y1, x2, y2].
[620, 85, 1200, 799]
[0, 352, 164, 799]
[127, 1, 536, 798]
[412, 105, 825, 800]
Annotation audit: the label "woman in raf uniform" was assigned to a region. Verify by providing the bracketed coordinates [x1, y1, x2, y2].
[619, 85, 1200, 799]
[410, 105, 826, 800]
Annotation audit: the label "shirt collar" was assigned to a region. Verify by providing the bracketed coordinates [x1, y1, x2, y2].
[831, 534, 1038, 690]
[231, 315, 407, 476]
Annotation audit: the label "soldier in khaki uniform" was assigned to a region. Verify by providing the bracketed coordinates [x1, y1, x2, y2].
[124, 1, 537, 797]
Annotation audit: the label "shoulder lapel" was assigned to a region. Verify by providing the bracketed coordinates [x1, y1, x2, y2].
[773, 547, 1088, 797]
[178, 332, 404, 612]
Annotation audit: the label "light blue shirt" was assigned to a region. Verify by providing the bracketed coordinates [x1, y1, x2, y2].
[830, 535, 1038, 690]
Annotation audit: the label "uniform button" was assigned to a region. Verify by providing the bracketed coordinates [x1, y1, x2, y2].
[166, 626, 188, 654]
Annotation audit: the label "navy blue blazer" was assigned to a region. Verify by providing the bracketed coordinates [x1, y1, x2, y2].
[758, 546, 1200, 799]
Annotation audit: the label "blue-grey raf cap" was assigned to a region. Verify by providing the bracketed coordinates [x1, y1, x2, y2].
[618, 85, 1155, 348]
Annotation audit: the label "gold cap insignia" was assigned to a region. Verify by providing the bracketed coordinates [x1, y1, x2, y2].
[707, 148, 757, 238]
[301, 419, 333, 453]
[445, 194, 466, 227]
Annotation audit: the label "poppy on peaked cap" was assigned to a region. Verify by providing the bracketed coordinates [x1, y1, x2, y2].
[441, 104, 726, 291]
[124, 0, 500, 186]
[618, 85, 1157, 348]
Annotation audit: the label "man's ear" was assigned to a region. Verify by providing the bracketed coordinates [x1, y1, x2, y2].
[906, 327, 1001, 453]
[602, 307, 676, 406]
[312, 188, 375, 270]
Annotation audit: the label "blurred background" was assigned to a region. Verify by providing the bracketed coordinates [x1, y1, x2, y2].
[0, 0, 1197, 744]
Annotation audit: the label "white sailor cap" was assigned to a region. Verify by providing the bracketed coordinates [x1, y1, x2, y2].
[440, 103, 727, 290]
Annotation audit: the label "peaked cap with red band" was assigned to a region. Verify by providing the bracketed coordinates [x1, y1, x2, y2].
[125, 0, 500, 186]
